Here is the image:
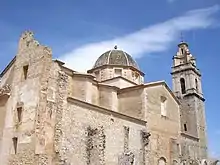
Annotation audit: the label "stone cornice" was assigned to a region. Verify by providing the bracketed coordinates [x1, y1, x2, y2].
[73, 72, 95, 79]
[171, 63, 201, 76]
[98, 84, 119, 91]
[184, 92, 205, 102]
[67, 97, 147, 126]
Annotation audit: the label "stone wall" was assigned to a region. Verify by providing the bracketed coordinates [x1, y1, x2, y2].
[55, 97, 147, 165]
[71, 76, 89, 102]
[118, 88, 145, 120]
[179, 136, 200, 164]
[98, 85, 118, 111]
[70, 74, 119, 111]
[195, 97, 208, 159]
[180, 95, 207, 159]
[180, 96, 198, 138]
[144, 84, 180, 164]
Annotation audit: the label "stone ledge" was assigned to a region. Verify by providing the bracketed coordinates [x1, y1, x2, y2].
[181, 132, 199, 141]
[67, 96, 147, 126]
[184, 92, 205, 102]
[171, 65, 201, 76]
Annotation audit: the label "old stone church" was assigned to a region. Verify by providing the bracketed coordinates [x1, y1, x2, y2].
[0, 31, 219, 165]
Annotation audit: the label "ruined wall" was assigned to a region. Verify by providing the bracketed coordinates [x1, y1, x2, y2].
[35, 60, 62, 159]
[0, 31, 55, 165]
[144, 85, 180, 164]
[118, 88, 145, 119]
[56, 98, 147, 165]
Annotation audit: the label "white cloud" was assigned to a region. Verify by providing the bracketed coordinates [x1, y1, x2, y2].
[59, 5, 219, 72]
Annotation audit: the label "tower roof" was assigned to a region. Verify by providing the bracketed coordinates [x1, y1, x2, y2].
[92, 46, 139, 70]
[178, 41, 189, 48]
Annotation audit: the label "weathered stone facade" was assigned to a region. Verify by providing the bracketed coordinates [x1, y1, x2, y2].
[0, 31, 218, 165]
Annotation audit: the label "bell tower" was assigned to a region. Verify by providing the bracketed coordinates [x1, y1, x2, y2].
[171, 40, 208, 159]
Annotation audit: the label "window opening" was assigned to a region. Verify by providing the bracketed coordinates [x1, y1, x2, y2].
[23, 65, 29, 80]
[181, 48, 184, 55]
[195, 78, 198, 91]
[12, 137, 18, 154]
[184, 123, 187, 131]
[115, 69, 122, 76]
[17, 107, 22, 122]
[180, 78, 186, 94]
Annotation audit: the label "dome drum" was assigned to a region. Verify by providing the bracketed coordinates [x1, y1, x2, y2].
[87, 64, 144, 76]
[87, 48, 144, 76]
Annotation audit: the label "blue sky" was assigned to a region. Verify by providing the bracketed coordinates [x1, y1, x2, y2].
[0, 0, 220, 159]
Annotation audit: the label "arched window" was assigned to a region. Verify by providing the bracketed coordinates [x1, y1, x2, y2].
[195, 78, 198, 91]
[181, 48, 184, 55]
[158, 157, 166, 165]
[180, 78, 186, 94]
